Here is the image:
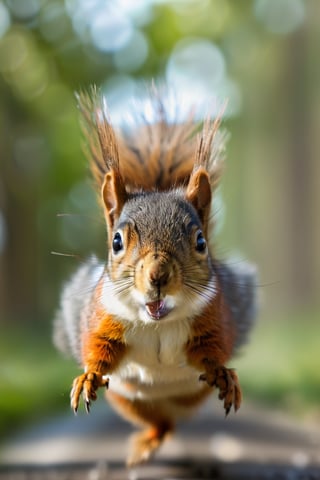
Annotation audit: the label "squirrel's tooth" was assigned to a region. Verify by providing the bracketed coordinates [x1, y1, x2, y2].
[145, 300, 165, 319]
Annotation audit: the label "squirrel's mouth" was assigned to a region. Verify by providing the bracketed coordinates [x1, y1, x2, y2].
[145, 300, 171, 320]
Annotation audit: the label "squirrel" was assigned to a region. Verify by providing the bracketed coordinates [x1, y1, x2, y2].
[53, 86, 257, 466]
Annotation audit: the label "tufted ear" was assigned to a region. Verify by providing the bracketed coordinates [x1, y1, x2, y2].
[186, 167, 212, 234]
[102, 170, 127, 232]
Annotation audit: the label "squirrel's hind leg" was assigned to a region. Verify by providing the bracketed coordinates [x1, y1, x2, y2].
[128, 420, 172, 466]
[106, 390, 173, 466]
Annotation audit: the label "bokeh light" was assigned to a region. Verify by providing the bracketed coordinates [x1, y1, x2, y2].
[66, 0, 137, 52]
[254, 0, 305, 34]
[0, 2, 10, 38]
[113, 29, 149, 72]
[6, 0, 40, 20]
[90, 9, 133, 52]
[102, 74, 137, 124]
[166, 38, 240, 117]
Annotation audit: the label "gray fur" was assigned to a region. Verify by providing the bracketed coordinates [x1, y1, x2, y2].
[53, 256, 104, 363]
[215, 260, 258, 353]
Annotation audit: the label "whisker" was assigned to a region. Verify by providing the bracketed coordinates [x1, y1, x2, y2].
[51, 251, 83, 260]
[66, 285, 97, 299]
[96, 275, 134, 300]
[184, 281, 216, 303]
[56, 212, 105, 226]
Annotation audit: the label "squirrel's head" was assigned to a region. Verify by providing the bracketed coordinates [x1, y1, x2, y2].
[100, 168, 216, 324]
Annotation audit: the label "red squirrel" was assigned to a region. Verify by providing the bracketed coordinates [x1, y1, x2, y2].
[53, 87, 257, 466]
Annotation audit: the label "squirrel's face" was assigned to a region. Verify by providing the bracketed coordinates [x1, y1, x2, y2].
[105, 191, 215, 324]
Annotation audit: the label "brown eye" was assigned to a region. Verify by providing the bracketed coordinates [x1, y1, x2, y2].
[112, 231, 123, 253]
[195, 230, 206, 253]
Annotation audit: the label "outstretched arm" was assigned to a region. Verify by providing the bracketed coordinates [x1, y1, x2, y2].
[186, 292, 241, 415]
[71, 313, 126, 413]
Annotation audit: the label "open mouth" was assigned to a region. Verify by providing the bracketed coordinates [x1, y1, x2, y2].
[145, 300, 171, 320]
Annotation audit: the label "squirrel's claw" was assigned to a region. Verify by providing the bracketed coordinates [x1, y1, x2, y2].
[199, 365, 242, 415]
[70, 372, 109, 413]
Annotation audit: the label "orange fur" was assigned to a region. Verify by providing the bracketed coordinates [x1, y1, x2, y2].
[107, 390, 173, 465]
[81, 314, 126, 373]
[106, 390, 172, 430]
[185, 288, 242, 414]
[186, 289, 235, 369]
[102, 169, 127, 230]
[186, 168, 212, 237]
[106, 387, 216, 465]
[82, 302, 126, 372]
[70, 281, 127, 413]
[117, 123, 197, 192]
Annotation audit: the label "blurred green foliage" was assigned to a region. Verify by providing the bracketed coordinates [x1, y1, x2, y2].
[0, 0, 319, 436]
[237, 310, 320, 415]
[0, 327, 77, 437]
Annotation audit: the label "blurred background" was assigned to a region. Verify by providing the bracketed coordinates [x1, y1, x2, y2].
[0, 0, 319, 441]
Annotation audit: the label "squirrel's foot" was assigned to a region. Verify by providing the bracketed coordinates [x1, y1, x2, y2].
[199, 365, 242, 415]
[127, 424, 172, 467]
[70, 372, 109, 413]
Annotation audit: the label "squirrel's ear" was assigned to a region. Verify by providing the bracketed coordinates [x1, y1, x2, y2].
[186, 167, 212, 232]
[102, 170, 127, 230]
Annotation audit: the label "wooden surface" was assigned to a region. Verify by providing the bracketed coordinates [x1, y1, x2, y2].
[1, 398, 319, 479]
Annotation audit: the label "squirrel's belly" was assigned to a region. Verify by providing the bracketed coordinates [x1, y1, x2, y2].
[109, 314, 202, 400]
[108, 363, 202, 400]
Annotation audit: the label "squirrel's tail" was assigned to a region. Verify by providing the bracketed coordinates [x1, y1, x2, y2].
[77, 86, 226, 193]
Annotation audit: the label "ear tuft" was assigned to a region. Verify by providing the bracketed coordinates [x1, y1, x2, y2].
[102, 170, 127, 231]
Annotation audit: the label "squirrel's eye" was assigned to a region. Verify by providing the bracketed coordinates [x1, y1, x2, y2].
[195, 230, 207, 253]
[112, 231, 123, 253]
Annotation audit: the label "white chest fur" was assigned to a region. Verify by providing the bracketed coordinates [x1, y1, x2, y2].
[125, 317, 191, 366]
[109, 317, 202, 400]
[100, 270, 213, 400]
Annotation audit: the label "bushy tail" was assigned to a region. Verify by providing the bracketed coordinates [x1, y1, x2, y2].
[76, 86, 227, 194]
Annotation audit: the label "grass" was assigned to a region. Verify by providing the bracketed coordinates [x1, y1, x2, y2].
[0, 309, 319, 440]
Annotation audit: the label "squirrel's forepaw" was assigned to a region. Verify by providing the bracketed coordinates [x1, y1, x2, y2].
[199, 366, 242, 416]
[70, 372, 109, 414]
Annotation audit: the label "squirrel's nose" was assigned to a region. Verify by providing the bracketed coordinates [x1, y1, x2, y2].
[148, 259, 171, 288]
[149, 268, 170, 288]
